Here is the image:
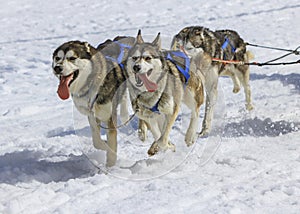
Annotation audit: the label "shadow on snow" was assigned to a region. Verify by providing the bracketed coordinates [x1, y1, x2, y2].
[0, 150, 96, 185]
[223, 117, 299, 138]
[250, 73, 300, 93]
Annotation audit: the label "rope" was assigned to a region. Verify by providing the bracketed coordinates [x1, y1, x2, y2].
[246, 43, 300, 55]
[212, 58, 245, 65]
[247, 59, 300, 66]
[212, 58, 300, 66]
[212, 43, 300, 66]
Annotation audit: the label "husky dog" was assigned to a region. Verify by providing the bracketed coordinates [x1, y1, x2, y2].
[125, 30, 207, 156]
[52, 36, 134, 167]
[171, 26, 254, 136]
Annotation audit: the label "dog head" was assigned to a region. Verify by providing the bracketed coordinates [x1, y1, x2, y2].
[52, 41, 97, 100]
[126, 30, 164, 93]
[172, 26, 218, 58]
[171, 26, 191, 51]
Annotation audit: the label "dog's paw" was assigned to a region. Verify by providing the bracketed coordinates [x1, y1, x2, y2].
[167, 141, 176, 152]
[185, 139, 196, 147]
[147, 141, 176, 156]
[148, 142, 159, 156]
[246, 103, 254, 111]
[185, 133, 197, 147]
[198, 129, 209, 138]
[233, 87, 240, 93]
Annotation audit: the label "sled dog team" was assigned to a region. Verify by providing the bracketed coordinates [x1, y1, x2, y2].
[52, 26, 254, 167]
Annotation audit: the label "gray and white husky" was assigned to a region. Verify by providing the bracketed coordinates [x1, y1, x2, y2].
[52, 36, 134, 167]
[171, 26, 254, 136]
[125, 30, 208, 156]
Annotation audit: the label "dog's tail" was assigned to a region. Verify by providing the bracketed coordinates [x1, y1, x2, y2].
[246, 51, 255, 61]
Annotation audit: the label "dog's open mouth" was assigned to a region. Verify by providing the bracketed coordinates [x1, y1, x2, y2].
[68, 70, 79, 86]
[135, 70, 152, 87]
[57, 70, 79, 100]
[135, 69, 158, 92]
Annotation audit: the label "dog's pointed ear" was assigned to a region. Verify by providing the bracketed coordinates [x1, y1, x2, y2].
[84, 42, 92, 53]
[152, 32, 161, 50]
[84, 42, 97, 56]
[136, 29, 144, 44]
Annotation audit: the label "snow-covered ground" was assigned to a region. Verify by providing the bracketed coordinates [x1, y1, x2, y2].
[1, 0, 300, 213]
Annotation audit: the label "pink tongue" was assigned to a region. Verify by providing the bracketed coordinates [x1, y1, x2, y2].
[57, 74, 73, 100]
[138, 73, 158, 92]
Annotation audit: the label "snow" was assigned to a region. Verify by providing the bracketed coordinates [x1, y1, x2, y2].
[1, 0, 300, 213]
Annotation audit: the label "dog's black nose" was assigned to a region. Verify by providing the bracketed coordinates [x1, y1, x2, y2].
[54, 66, 63, 74]
[133, 64, 141, 73]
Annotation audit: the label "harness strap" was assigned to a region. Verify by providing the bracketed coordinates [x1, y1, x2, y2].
[221, 37, 236, 60]
[105, 41, 132, 69]
[148, 51, 191, 113]
[114, 41, 132, 68]
[150, 101, 160, 113]
[165, 51, 190, 84]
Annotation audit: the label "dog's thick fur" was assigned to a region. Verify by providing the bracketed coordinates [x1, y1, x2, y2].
[125, 31, 206, 155]
[171, 26, 254, 136]
[52, 36, 135, 166]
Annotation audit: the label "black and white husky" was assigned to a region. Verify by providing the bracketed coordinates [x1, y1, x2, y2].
[52, 36, 134, 166]
[171, 26, 254, 136]
[125, 30, 209, 156]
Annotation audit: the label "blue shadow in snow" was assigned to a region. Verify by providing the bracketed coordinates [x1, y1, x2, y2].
[0, 150, 95, 185]
[250, 73, 300, 93]
[223, 117, 300, 138]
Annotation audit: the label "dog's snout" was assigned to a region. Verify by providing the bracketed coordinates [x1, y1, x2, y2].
[54, 66, 63, 74]
[133, 64, 141, 73]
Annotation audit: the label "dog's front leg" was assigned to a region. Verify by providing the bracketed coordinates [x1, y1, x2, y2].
[147, 108, 178, 156]
[120, 90, 130, 124]
[106, 116, 117, 167]
[138, 119, 148, 142]
[88, 114, 109, 151]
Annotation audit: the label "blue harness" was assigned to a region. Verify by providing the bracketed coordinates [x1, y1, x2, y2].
[105, 41, 132, 69]
[221, 37, 236, 60]
[149, 51, 191, 113]
[165, 51, 190, 84]
[150, 101, 160, 113]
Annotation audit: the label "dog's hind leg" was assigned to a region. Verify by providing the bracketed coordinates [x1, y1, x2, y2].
[242, 51, 254, 110]
[185, 105, 200, 146]
[199, 67, 219, 137]
[238, 64, 254, 111]
[222, 65, 241, 93]
[184, 88, 202, 146]
[230, 72, 241, 93]
[88, 115, 109, 151]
